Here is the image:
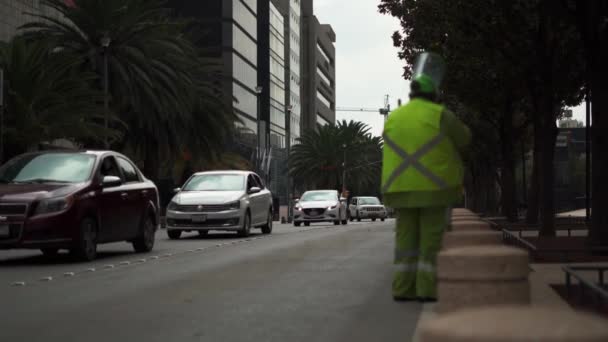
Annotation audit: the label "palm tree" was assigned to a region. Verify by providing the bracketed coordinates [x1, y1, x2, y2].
[0, 37, 119, 160]
[289, 120, 383, 194]
[22, 0, 235, 180]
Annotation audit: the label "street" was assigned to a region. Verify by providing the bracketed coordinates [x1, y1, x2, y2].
[0, 219, 422, 342]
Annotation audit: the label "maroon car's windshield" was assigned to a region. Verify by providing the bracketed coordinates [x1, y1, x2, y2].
[0, 153, 96, 184]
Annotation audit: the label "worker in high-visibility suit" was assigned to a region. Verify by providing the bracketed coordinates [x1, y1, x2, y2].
[382, 52, 471, 301]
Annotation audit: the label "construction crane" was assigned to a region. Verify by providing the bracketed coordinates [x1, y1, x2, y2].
[336, 95, 401, 121]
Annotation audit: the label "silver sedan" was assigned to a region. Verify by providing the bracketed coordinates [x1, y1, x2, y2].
[165, 171, 273, 238]
[293, 190, 348, 226]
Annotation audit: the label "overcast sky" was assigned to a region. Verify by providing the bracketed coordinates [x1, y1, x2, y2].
[313, 0, 588, 136]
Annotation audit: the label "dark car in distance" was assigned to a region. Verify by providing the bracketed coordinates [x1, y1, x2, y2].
[0, 151, 160, 261]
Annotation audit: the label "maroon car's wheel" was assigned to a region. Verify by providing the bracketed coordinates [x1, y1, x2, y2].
[71, 217, 98, 261]
[133, 215, 155, 253]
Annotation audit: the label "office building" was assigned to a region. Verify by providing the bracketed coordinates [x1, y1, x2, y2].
[302, 0, 336, 130]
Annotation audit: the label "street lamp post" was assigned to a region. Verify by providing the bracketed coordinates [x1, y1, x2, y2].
[100, 35, 111, 149]
[342, 143, 347, 196]
[255, 86, 263, 176]
[286, 105, 293, 223]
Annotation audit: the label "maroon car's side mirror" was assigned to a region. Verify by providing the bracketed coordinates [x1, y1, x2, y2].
[102, 175, 122, 188]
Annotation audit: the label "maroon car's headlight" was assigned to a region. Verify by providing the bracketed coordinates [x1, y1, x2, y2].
[33, 196, 74, 216]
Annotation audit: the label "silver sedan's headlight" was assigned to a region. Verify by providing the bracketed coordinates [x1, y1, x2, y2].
[167, 201, 178, 211]
[227, 201, 240, 210]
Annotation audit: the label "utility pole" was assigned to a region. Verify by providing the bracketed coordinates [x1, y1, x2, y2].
[100, 35, 111, 149]
[286, 105, 293, 223]
[342, 144, 347, 196]
[585, 89, 591, 222]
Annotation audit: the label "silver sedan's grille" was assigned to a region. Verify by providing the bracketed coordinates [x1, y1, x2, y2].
[362, 207, 384, 212]
[174, 204, 232, 213]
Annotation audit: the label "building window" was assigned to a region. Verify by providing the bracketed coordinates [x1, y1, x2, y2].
[233, 53, 257, 90]
[316, 67, 331, 87]
[270, 82, 286, 106]
[241, 0, 257, 14]
[317, 42, 331, 65]
[270, 105, 285, 128]
[233, 0, 257, 39]
[233, 82, 257, 117]
[233, 24, 257, 65]
[316, 114, 331, 127]
[316, 90, 332, 109]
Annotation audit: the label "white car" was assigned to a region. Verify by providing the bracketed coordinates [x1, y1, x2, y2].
[165, 171, 273, 238]
[293, 190, 348, 226]
[349, 196, 387, 222]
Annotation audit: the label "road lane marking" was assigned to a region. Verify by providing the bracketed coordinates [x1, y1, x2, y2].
[11, 281, 26, 287]
[104, 264, 115, 269]
[39, 276, 53, 282]
[119, 261, 131, 266]
[85, 268, 96, 272]
[63, 272, 75, 277]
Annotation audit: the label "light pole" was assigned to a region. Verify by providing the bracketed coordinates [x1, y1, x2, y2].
[0, 68, 4, 164]
[342, 143, 347, 196]
[286, 105, 293, 222]
[100, 35, 111, 149]
[255, 86, 263, 175]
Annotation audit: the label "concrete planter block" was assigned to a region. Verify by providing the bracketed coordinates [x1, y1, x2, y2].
[452, 208, 474, 215]
[437, 246, 530, 313]
[451, 215, 481, 222]
[450, 220, 491, 231]
[442, 231, 503, 249]
[420, 306, 608, 342]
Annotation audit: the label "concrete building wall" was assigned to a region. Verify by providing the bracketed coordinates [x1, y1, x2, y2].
[301, 0, 336, 132]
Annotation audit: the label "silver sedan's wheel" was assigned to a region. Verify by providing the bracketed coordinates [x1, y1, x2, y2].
[238, 212, 251, 237]
[261, 210, 273, 234]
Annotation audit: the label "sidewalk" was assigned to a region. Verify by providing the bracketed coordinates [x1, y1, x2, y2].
[412, 262, 578, 341]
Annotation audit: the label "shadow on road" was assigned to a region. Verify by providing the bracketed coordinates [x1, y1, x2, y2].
[163, 232, 264, 241]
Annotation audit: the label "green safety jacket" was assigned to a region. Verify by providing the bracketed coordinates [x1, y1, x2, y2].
[381, 98, 471, 208]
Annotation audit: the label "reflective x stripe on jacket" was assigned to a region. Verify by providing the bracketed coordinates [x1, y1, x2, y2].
[382, 133, 449, 193]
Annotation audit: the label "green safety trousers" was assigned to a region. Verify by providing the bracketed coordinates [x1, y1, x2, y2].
[393, 206, 448, 299]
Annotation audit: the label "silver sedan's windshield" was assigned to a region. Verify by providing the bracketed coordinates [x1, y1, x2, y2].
[359, 198, 380, 205]
[300, 191, 337, 202]
[183, 174, 245, 191]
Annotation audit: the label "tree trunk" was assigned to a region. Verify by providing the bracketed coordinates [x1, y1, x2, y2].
[526, 122, 541, 224]
[588, 37, 608, 245]
[500, 108, 518, 221]
[538, 111, 558, 237]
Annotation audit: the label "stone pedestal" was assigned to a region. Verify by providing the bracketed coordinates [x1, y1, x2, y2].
[452, 208, 473, 215]
[450, 220, 491, 231]
[437, 246, 530, 313]
[442, 231, 502, 249]
[420, 306, 608, 342]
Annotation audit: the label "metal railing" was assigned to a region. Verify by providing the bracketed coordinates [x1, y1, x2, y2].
[562, 266, 608, 310]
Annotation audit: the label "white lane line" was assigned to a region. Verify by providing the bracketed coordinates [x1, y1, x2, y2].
[161, 253, 172, 258]
[85, 268, 96, 272]
[196, 248, 205, 251]
[103, 264, 115, 269]
[137, 259, 147, 263]
[63, 272, 75, 277]
[39, 276, 53, 282]
[11, 281, 26, 287]
[119, 261, 131, 266]
[150, 256, 159, 260]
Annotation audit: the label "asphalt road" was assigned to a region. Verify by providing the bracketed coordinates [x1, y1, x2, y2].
[0, 219, 422, 342]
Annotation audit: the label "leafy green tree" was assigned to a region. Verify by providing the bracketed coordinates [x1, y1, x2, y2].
[379, 0, 585, 233]
[22, 0, 235, 181]
[289, 120, 382, 195]
[0, 37, 118, 159]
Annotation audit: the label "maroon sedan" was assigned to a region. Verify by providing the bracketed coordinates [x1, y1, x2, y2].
[0, 151, 160, 261]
